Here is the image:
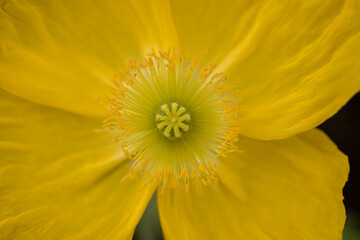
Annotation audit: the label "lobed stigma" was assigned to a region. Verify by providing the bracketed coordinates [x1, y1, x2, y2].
[156, 103, 191, 139]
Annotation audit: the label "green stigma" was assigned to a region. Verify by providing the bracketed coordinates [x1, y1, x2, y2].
[156, 103, 191, 139]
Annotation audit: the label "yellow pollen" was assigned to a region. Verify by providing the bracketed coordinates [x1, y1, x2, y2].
[156, 103, 191, 139]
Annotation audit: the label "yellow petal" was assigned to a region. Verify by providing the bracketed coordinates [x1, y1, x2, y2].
[169, 0, 265, 65]
[158, 129, 348, 239]
[0, 0, 177, 117]
[0, 89, 156, 239]
[172, 0, 360, 140]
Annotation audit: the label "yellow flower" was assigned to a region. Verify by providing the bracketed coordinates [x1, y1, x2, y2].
[0, 0, 359, 239]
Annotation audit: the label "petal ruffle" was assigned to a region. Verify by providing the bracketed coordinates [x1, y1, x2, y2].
[0, 89, 155, 239]
[0, 0, 178, 117]
[172, 0, 360, 140]
[158, 129, 348, 239]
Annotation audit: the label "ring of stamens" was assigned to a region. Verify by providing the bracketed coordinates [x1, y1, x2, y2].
[104, 48, 244, 191]
[156, 103, 191, 139]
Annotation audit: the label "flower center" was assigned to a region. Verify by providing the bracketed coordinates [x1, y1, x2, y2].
[104, 48, 244, 190]
[156, 103, 190, 139]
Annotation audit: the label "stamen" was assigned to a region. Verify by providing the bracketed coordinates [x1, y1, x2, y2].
[103, 48, 245, 190]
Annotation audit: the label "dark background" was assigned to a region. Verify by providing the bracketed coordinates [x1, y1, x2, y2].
[319, 92, 360, 239]
[134, 92, 360, 240]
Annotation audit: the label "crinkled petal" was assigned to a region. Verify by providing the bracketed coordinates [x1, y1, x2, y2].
[0, 89, 156, 239]
[171, 0, 360, 140]
[0, 0, 178, 117]
[158, 129, 348, 239]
